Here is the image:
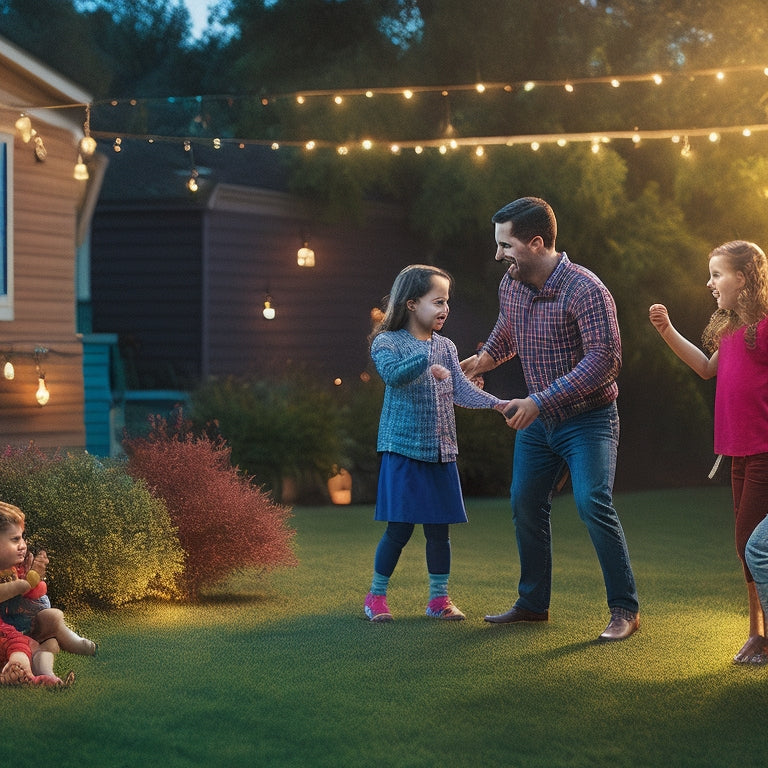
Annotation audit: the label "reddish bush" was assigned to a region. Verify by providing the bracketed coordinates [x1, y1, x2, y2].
[124, 415, 297, 600]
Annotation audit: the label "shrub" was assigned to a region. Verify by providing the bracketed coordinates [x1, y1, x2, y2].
[189, 375, 344, 503]
[123, 415, 298, 600]
[0, 446, 184, 607]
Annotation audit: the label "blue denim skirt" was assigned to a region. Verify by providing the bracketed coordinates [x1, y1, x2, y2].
[374, 452, 468, 524]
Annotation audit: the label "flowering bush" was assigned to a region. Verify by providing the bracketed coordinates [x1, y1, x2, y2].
[0, 446, 184, 607]
[124, 415, 298, 600]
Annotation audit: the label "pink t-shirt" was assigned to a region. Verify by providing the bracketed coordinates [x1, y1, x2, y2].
[714, 316, 768, 456]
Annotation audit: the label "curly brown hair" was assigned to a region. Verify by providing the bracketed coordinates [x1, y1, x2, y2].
[701, 240, 768, 353]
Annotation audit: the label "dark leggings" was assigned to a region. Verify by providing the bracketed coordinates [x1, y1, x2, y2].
[732, 453, 768, 582]
[374, 522, 451, 576]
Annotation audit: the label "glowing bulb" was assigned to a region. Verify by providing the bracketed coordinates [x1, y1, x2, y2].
[79, 135, 97, 158]
[297, 244, 315, 267]
[524, 82, 535, 91]
[403, 90, 413, 99]
[652, 74, 663, 85]
[3, 361, 14, 380]
[362, 139, 373, 150]
[15, 115, 32, 143]
[475, 145, 485, 157]
[305, 140, 316, 150]
[709, 132, 720, 143]
[35, 376, 49, 406]
[610, 79, 620, 88]
[475, 83, 486, 93]
[263, 297, 275, 320]
[74, 155, 89, 180]
[531, 141, 540, 151]
[564, 83, 574, 93]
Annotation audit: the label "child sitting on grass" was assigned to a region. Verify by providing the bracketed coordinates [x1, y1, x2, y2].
[0, 500, 96, 683]
[0, 616, 73, 687]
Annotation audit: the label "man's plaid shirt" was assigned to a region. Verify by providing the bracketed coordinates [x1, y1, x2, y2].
[482, 253, 621, 427]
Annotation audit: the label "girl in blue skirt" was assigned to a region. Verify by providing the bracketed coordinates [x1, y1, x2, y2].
[364, 265, 511, 621]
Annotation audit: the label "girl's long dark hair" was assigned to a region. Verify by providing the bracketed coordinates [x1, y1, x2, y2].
[369, 264, 453, 344]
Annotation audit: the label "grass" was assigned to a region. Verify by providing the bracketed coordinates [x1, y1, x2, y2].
[1, 486, 764, 768]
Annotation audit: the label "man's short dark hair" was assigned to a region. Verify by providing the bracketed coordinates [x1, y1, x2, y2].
[492, 197, 557, 249]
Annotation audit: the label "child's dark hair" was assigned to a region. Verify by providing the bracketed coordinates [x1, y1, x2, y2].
[369, 264, 453, 342]
[0, 501, 25, 532]
[701, 240, 768, 352]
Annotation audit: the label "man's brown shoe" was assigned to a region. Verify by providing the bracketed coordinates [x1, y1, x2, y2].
[597, 607, 639, 641]
[484, 605, 549, 624]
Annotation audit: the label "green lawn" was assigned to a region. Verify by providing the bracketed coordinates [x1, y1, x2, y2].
[2, 486, 763, 768]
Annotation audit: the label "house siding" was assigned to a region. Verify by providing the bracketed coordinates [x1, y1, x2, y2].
[0, 83, 86, 448]
[90, 208, 203, 389]
[204, 187, 427, 385]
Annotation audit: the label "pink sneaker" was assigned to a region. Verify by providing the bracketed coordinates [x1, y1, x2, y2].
[364, 592, 393, 622]
[426, 596, 465, 620]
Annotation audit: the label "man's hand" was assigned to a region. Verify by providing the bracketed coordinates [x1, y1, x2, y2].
[502, 397, 539, 430]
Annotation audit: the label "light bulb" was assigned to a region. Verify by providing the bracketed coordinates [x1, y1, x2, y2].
[297, 244, 315, 267]
[79, 134, 98, 158]
[263, 297, 275, 320]
[35, 375, 49, 406]
[3, 361, 14, 380]
[74, 155, 89, 180]
[15, 115, 32, 143]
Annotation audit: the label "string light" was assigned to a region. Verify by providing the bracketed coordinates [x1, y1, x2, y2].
[73, 154, 89, 180]
[33, 346, 49, 407]
[3, 62, 768, 172]
[79, 103, 97, 158]
[14, 114, 32, 143]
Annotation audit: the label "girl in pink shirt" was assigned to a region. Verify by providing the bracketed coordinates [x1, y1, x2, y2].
[650, 240, 768, 665]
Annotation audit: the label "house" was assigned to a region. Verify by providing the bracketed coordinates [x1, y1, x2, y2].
[0, 36, 108, 453]
[89, 140, 482, 427]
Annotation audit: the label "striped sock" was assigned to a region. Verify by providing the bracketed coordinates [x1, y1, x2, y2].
[370, 571, 390, 596]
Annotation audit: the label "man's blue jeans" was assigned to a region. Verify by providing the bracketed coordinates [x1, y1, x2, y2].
[510, 402, 638, 614]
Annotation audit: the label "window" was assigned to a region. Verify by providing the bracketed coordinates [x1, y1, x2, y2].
[0, 133, 13, 320]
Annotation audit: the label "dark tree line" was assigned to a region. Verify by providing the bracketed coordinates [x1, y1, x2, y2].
[4, 0, 768, 485]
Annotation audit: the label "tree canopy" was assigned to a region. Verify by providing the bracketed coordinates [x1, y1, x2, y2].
[3, 0, 767, 484]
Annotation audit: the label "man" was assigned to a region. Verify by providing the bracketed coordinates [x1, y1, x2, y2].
[461, 196, 639, 641]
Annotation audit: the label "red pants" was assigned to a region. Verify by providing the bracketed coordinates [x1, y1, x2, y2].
[732, 453, 768, 582]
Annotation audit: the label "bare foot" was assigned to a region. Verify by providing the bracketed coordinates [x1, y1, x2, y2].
[733, 635, 768, 665]
[0, 662, 33, 686]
